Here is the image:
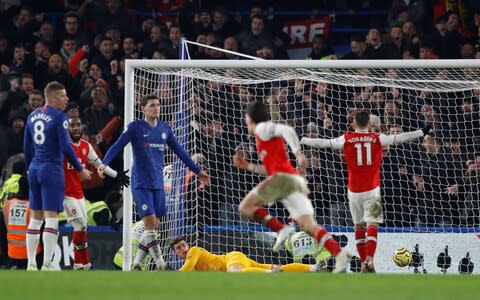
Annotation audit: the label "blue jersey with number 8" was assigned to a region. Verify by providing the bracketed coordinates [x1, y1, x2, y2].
[24, 105, 82, 172]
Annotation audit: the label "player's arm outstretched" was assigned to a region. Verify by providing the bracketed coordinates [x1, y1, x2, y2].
[166, 125, 210, 185]
[97, 124, 133, 178]
[300, 135, 345, 150]
[379, 125, 433, 146]
[86, 143, 130, 187]
[232, 153, 268, 175]
[178, 247, 202, 272]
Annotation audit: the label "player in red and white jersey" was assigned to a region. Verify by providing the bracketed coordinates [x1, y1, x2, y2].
[301, 110, 432, 272]
[233, 101, 351, 273]
[64, 116, 130, 270]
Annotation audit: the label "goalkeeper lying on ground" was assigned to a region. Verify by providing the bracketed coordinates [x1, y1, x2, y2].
[170, 236, 319, 272]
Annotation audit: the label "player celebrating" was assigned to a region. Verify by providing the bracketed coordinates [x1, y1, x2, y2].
[24, 81, 92, 271]
[64, 116, 130, 270]
[301, 110, 432, 272]
[170, 236, 318, 272]
[232, 100, 350, 273]
[97, 94, 209, 270]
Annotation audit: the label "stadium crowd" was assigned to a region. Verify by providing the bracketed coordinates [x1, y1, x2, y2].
[0, 0, 479, 268]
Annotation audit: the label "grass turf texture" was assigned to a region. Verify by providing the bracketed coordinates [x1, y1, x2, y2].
[0, 271, 478, 300]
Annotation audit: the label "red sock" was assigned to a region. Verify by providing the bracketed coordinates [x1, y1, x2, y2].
[355, 227, 367, 262]
[73, 231, 90, 265]
[314, 227, 341, 257]
[366, 225, 378, 258]
[253, 208, 284, 232]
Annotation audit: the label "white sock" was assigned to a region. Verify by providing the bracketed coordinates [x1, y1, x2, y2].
[42, 217, 59, 267]
[143, 230, 166, 269]
[26, 218, 43, 266]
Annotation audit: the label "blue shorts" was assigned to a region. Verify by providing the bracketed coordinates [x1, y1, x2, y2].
[132, 188, 166, 218]
[28, 164, 64, 212]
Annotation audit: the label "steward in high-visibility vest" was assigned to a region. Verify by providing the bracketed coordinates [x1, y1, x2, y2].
[86, 201, 112, 226]
[1, 177, 42, 269]
[0, 160, 27, 209]
[284, 231, 332, 271]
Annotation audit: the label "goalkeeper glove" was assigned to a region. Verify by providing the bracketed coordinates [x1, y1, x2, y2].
[116, 169, 130, 188]
[422, 125, 433, 136]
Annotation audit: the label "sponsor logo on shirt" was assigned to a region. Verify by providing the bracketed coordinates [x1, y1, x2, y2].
[144, 143, 165, 150]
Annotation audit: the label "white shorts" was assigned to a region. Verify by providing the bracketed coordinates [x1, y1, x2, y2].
[63, 196, 88, 224]
[252, 173, 314, 219]
[348, 187, 383, 224]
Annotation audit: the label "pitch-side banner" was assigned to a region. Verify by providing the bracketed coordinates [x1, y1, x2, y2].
[282, 17, 331, 59]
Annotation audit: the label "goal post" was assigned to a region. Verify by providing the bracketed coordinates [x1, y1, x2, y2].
[123, 59, 480, 273]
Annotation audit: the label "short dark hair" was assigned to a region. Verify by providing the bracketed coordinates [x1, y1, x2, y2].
[44, 81, 65, 98]
[245, 100, 270, 123]
[354, 110, 370, 128]
[140, 94, 159, 106]
[169, 236, 187, 250]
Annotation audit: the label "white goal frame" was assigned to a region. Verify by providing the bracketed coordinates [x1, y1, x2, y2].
[122, 59, 480, 271]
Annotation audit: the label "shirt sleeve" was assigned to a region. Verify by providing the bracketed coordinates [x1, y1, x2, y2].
[58, 114, 83, 172]
[301, 135, 345, 150]
[166, 125, 201, 174]
[379, 130, 423, 146]
[179, 247, 202, 272]
[23, 123, 33, 167]
[102, 124, 133, 166]
[255, 122, 301, 153]
[87, 143, 117, 177]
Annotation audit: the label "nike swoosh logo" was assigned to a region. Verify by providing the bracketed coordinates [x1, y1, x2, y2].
[143, 134, 149, 137]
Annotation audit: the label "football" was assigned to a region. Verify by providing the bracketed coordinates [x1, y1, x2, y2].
[393, 248, 412, 267]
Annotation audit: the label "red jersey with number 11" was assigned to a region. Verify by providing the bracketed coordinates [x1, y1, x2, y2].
[343, 132, 383, 193]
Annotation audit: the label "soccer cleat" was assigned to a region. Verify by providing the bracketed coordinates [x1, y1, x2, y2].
[332, 249, 352, 273]
[73, 263, 92, 270]
[27, 264, 38, 271]
[41, 264, 58, 271]
[272, 225, 295, 253]
[363, 257, 376, 273]
[132, 263, 142, 271]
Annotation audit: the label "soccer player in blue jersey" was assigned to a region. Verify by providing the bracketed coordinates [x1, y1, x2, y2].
[98, 94, 210, 270]
[24, 81, 92, 271]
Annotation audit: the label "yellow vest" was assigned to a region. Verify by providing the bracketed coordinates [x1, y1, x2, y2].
[0, 174, 22, 208]
[86, 201, 111, 226]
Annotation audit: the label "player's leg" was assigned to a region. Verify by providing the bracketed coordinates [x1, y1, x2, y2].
[26, 169, 44, 270]
[64, 197, 90, 270]
[238, 176, 291, 251]
[226, 252, 269, 272]
[283, 192, 350, 273]
[39, 167, 64, 271]
[148, 189, 168, 270]
[278, 263, 316, 272]
[348, 192, 368, 270]
[363, 192, 382, 272]
[131, 189, 166, 270]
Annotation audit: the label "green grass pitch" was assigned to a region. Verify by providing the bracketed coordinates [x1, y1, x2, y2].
[0, 271, 478, 300]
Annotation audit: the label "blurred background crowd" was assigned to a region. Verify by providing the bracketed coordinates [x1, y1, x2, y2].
[0, 0, 479, 231]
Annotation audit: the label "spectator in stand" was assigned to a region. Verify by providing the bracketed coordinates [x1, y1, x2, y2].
[104, 26, 122, 54]
[8, 5, 36, 47]
[418, 42, 439, 59]
[364, 28, 388, 59]
[385, 24, 409, 59]
[7, 110, 25, 156]
[193, 10, 213, 40]
[402, 21, 421, 57]
[0, 34, 11, 66]
[121, 35, 139, 59]
[33, 20, 57, 51]
[306, 34, 334, 60]
[5, 44, 33, 75]
[444, 12, 464, 59]
[460, 42, 476, 59]
[236, 15, 273, 58]
[0, 73, 34, 126]
[211, 7, 240, 40]
[32, 40, 51, 69]
[59, 36, 78, 64]
[78, 0, 131, 34]
[35, 54, 73, 92]
[223, 36, 240, 59]
[82, 86, 116, 136]
[166, 24, 183, 59]
[18, 89, 43, 117]
[141, 24, 169, 59]
[342, 35, 368, 60]
[60, 12, 90, 47]
[429, 15, 448, 58]
[91, 37, 116, 76]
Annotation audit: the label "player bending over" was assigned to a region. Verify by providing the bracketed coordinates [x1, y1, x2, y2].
[301, 110, 432, 272]
[170, 236, 318, 272]
[233, 100, 350, 273]
[98, 94, 209, 270]
[64, 116, 129, 270]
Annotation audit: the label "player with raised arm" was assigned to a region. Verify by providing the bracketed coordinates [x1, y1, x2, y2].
[301, 110, 432, 272]
[24, 81, 92, 271]
[170, 236, 318, 272]
[97, 94, 210, 270]
[64, 116, 130, 270]
[233, 100, 350, 273]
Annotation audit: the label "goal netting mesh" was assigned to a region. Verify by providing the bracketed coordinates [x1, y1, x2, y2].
[123, 60, 480, 273]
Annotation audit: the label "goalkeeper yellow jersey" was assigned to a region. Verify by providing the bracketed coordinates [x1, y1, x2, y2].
[179, 246, 227, 271]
